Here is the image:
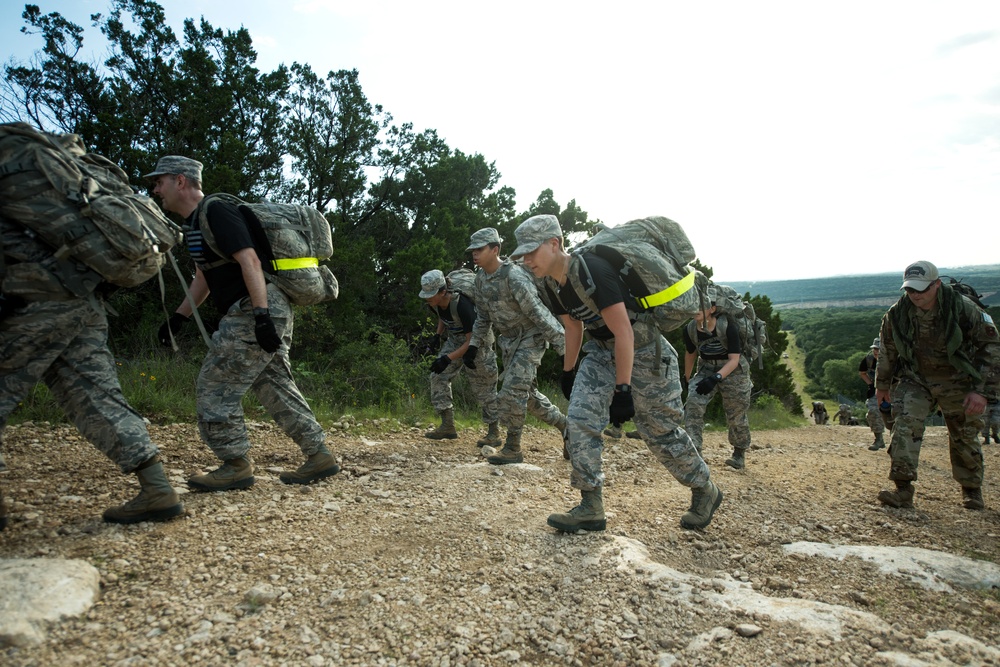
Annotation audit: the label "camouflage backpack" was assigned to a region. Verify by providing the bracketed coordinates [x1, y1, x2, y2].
[686, 283, 768, 368]
[195, 193, 339, 306]
[435, 268, 479, 333]
[0, 122, 183, 292]
[944, 277, 988, 311]
[564, 216, 709, 335]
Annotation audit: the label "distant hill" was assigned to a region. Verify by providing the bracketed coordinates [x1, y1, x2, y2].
[725, 264, 1000, 309]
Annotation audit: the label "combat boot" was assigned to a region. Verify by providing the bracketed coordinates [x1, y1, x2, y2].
[487, 430, 523, 465]
[962, 486, 984, 510]
[868, 434, 886, 451]
[188, 455, 255, 491]
[424, 408, 458, 440]
[725, 448, 746, 470]
[877, 480, 914, 508]
[625, 430, 642, 440]
[103, 457, 184, 524]
[547, 489, 606, 532]
[994, 434, 1000, 444]
[603, 425, 622, 439]
[280, 447, 340, 485]
[681, 480, 723, 530]
[984, 434, 990, 446]
[476, 421, 502, 448]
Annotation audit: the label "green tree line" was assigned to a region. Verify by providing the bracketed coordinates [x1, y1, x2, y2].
[2, 0, 801, 423]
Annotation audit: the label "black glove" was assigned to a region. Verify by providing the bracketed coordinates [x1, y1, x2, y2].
[253, 310, 282, 353]
[560, 369, 577, 400]
[866, 384, 876, 399]
[0, 293, 26, 323]
[157, 312, 190, 347]
[428, 333, 442, 354]
[609, 386, 635, 427]
[696, 373, 721, 395]
[430, 354, 451, 374]
[463, 345, 478, 370]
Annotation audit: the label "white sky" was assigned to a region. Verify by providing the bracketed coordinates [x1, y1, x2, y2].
[3, 1, 999, 281]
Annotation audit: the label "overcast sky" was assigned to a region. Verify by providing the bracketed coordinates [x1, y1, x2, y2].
[4, 1, 999, 281]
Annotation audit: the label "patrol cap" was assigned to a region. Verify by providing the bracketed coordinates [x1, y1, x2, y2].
[871, 337, 880, 349]
[900, 260, 939, 291]
[510, 215, 563, 259]
[144, 155, 203, 182]
[466, 227, 501, 251]
[418, 269, 446, 299]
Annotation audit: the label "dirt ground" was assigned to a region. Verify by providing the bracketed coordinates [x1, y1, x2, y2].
[1, 420, 999, 666]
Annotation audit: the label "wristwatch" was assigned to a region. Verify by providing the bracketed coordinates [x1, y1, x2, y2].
[614, 383, 632, 393]
[713, 373, 723, 382]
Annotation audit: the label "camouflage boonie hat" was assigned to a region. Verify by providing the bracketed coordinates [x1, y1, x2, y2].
[466, 227, 501, 251]
[418, 269, 446, 299]
[144, 155, 203, 182]
[510, 215, 562, 259]
[871, 337, 880, 349]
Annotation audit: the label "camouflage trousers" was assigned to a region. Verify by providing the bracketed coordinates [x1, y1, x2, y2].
[865, 395, 886, 436]
[496, 334, 565, 434]
[982, 402, 1000, 439]
[0, 297, 158, 473]
[684, 361, 752, 452]
[886, 374, 984, 487]
[567, 336, 709, 491]
[429, 336, 499, 423]
[197, 285, 325, 461]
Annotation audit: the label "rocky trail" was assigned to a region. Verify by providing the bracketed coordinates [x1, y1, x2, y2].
[1, 420, 999, 666]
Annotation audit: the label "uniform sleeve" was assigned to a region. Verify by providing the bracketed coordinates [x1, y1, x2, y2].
[510, 264, 565, 353]
[875, 310, 896, 388]
[469, 274, 491, 348]
[967, 302, 1000, 395]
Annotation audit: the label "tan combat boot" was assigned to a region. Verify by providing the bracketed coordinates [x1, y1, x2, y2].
[425, 408, 458, 440]
[188, 455, 255, 491]
[280, 447, 341, 485]
[476, 421, 502, 448]
[103, 457, 184, 524]
[487, 429, 524, 465]
[680, 480, 723, 530]
[547, 489, 606, 532]
[877, 480, 914, 508]
[962, 486, 984, 510]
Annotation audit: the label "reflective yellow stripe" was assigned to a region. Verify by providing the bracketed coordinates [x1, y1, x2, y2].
[271, 257, 319, 271]
[636, 270, 696, 309]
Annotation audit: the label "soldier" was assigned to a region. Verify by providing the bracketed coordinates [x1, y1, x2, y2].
[513, 215, 722, 532]
[809, 401, 829, 425]
[682, 288, 754, 469]
[148, 156, 339, 490]
[0, 218, 183, 526]
[982, 400, 1000, 446]
[859, 337, 888, 451]
[875, 261, 1000, 511]
[466, 227, 569, 464]
[419, 269, 500, 447]
[832, 403, 853, 426]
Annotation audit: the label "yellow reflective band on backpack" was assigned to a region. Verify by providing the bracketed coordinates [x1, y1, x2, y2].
[270, 257, 319, 271]
[636, 270, 696, 309]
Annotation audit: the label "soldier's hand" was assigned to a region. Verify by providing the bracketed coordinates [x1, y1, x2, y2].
[462, 345, 478, 369]
[0, 293, 26, 323]
[253, 310, 282, 353]
[560, 369, 576, 400]
[963, 391, 987, 416]
[158, 312, 190, 348]
[430, 355, 451, 374]
[696, 373, 721, 395]
[609, 386, 635, 427]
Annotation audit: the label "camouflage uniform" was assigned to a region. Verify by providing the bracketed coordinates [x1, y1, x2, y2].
[684, 360, 752, 451]
[860, 351, 887, 438]
[470, 260, 567, 435]
[429, 307, 499, 424]
[196, 282, 326, 461]
[876, 285, 1000, 489]
[571, 331, 710, 492]
[982, 400, 1000, 444]
[0, 220, 159, 474]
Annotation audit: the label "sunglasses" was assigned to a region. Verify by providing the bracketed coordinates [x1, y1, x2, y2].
[903, 283, 934, 295]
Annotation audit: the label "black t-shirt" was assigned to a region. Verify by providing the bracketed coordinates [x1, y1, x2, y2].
[858, 353, 877, 380]
[186, 199, 259, 314]
[682, 315, 742, 360]
[436, 294, 476, 334]
[547, 254, 631, 341]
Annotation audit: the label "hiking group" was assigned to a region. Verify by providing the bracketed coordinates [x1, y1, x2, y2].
[1, 124, 997, 535]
